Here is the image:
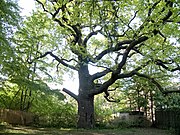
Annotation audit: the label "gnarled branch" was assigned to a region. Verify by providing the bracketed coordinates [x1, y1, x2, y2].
[62, 88, 78, 101]
[155, 59, 180, 72]
[28, 51, 78, 71]
[94, 39, 133, 62]
[91, 68, 111, 81]
[90, 60, 150, 96]
[83, 29, 102, 46]
[104, 94, 120, 103]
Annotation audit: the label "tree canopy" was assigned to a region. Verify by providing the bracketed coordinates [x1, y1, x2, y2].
[33, 0, 179, 96]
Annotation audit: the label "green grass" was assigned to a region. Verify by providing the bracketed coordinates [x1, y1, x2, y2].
[0, 125, 174, 135]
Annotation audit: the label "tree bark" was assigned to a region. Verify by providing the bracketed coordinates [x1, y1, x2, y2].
[77, 95, 94, 128]
[63, 64, 95, 128]
[77, 64, 95, 128]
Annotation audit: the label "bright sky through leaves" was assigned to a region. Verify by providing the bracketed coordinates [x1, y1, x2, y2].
[17, 0, 79, 94]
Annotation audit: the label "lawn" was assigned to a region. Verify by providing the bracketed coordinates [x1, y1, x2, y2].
[0, 124, 174, 135]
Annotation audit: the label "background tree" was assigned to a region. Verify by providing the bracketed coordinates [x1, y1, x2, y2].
[0, 0, 65, 113]
[0, 0, 20, 79]
[17, 0, 180, 128]
[0, 0, 26, 109]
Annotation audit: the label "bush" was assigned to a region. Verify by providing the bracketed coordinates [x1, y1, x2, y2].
[31, 96, 77, 128]
[107, 115, 151, 129]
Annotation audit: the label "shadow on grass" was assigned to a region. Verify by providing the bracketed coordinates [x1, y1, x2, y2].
[0, 125, 96, 135]
[0, 124, 173, 135]
[0, 133, 27, 135]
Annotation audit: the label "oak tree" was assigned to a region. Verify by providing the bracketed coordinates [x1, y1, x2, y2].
[24, 0, 180, 128]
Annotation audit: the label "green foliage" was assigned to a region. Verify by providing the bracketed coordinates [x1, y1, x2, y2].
[93, 76, 180, 128]
[0, 0, 21, 78]
[13, 10, 74, 83]
[0, 1, 77, 128]
[24, 0, 179, 94]
[95, 94, 114, 127]
[0, 0, 20, 40]
[155, 92, 180, 109]
[31, 96, 77, 127]
[0, 79, 65, 110]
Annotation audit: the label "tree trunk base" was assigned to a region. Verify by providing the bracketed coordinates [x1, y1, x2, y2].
[77, 96, 94, 128]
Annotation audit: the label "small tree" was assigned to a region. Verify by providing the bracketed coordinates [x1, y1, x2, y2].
[18, 0, 180, 128]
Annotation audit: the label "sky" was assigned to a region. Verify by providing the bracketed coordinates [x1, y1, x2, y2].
[18, 0, 35, 16]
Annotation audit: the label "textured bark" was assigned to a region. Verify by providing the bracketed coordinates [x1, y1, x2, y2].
[63, 68, 95, 129]
[77, 96, 94, 128]
[77, 64, 95, 128]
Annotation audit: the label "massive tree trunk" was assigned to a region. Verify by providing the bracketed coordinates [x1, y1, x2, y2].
[77, 95, 94, 128]
[77, 64, 95, 128]
[62, 64, 95, 128]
